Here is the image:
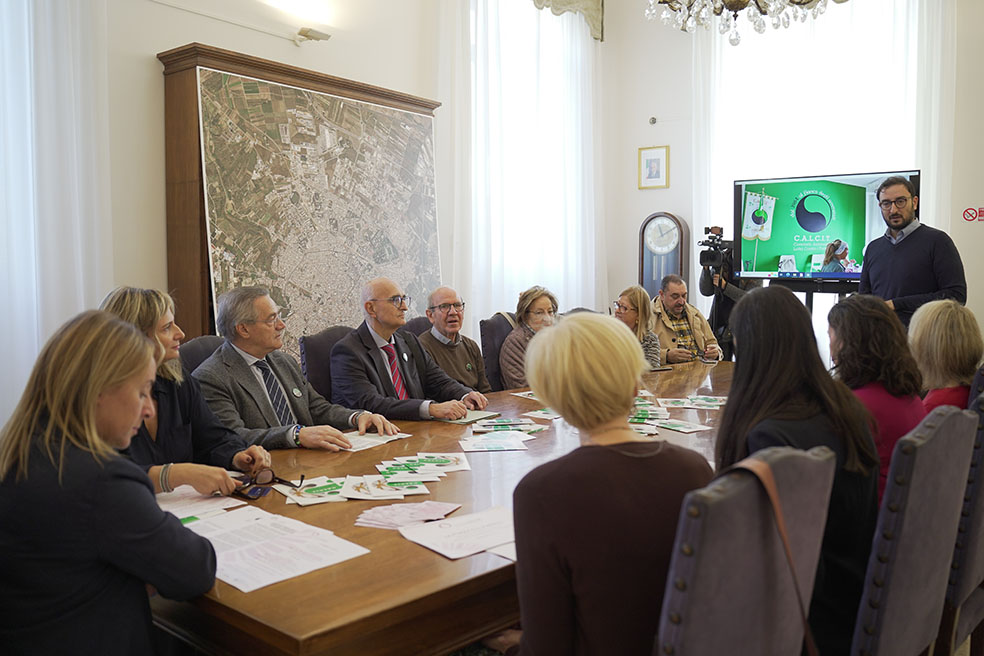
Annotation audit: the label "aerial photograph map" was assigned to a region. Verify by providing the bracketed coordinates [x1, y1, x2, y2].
[197, 67, 441, 356]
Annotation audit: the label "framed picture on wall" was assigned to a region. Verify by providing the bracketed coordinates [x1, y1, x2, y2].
[638, 145, 669, 190]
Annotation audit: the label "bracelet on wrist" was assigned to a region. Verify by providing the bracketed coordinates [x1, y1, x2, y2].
[293, 424, 303, 447]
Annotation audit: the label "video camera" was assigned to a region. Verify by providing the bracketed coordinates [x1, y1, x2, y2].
[698, 226, 733, 270]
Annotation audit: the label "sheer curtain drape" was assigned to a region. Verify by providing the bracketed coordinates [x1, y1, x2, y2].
[691, 0, 953, 361]
[452, 0, 605, 337]
[0, 0, 113, 424]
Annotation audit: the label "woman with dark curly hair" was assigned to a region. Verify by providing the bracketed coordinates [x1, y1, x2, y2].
[828, 294, 926, 501]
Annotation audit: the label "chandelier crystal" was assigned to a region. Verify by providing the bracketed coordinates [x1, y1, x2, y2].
[645, 0, 836, 46]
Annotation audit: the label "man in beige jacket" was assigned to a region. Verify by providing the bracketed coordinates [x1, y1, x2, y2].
[652, 274, 722, 364]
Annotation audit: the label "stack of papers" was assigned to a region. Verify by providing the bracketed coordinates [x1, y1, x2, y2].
[156, 485, 245, 521]
[459, 430, 530, 452]
[274, 476, 347, 505]
[523, 408, 562, 421]
[438, 409, 501, 424]
[185, 506, 369, 592]
[472, 418, 545, 433]
[655, 419, 713, 433]
[355, 501, 461, 530]
[341, 430, 413, 452]
[399, 505, 515, 560]
[339, 475, 430, 500]
[657, 396, 727, 410]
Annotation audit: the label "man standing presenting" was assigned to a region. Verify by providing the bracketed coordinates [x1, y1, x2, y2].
[193, 287, 396, 451]
[859, 176, 966, 326]
[419, 286, 492, 394]
[330, 277, 489, 421]
[652, 274, 721, 364]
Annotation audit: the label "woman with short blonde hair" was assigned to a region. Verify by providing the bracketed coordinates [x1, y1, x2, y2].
[487, 313, 712, 654]
[908, 299, 984, 411]
[101, 286, 270, 496]
[499, 285, 559, 389]
[0, 311, 215, 654]
[614, 285, 661, 368]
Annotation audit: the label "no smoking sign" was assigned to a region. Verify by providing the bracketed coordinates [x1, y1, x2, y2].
[964, 207, 984, 221]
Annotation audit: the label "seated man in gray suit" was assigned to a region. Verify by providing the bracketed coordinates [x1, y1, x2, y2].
[330, 277, 489, 421]
[193, 286, 396, 451]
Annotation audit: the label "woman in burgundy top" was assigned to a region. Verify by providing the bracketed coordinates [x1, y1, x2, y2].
[828, 294, 926, 501]
[485, 313, 712, 655]
[908, 299, 983, 412]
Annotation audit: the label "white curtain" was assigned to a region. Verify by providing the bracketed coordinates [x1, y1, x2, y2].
[0, 0, 113, 424]
[691, 0, 952, 362]
[450, 0, 605, 338]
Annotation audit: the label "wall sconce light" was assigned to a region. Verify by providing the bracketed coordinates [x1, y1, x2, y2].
[294, 27, 331, 46]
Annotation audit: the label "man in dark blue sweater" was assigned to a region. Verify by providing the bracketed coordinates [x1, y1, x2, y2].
[859, 176, 966, 326]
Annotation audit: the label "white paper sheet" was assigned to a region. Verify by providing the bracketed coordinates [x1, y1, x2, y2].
[185, 506, 368, 592]
[341, 431, 412, 452]
[487, 542, 517, 561]
[156, 485, 245, 520]
[438, 409, 501, 424]
[398, 505, 514, 560]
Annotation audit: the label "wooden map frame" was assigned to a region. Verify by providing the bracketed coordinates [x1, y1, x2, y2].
[157, 43, 441, 337]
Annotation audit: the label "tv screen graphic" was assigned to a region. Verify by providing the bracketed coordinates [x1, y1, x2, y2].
[733, 170, 920, 282]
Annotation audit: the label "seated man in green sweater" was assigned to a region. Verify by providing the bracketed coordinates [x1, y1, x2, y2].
[419, 286, 492, 394]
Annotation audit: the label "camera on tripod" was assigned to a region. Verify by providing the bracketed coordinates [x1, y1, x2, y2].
[698, 226, 732, 270]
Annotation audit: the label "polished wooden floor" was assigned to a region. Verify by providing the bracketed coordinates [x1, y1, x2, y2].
[152, 361, 732, 655]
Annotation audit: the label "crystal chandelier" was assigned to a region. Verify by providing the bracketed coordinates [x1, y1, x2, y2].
[646, 0, 844, 46]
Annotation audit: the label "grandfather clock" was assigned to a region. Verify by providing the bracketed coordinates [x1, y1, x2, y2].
[639, 212, 690, 299]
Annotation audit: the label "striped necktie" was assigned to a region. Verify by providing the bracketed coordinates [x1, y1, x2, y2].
[381, 343, 409, 400]
[254, 359, 293, 425]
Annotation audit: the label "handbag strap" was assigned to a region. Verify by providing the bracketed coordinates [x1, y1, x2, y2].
[727, 457, 819, 656]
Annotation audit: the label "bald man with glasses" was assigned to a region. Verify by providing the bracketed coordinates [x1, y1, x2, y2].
[418, 286, 491, 394]
[330, 278, 489, 421]
[859, 175, 966, 326]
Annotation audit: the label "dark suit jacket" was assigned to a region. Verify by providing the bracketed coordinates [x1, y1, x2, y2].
[193, 341, 358, 449]
[330, 322, 473, 420]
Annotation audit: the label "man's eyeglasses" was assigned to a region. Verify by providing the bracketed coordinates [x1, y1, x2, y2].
[428, 302, 465, 314]
[612, 301, 636, 313]
[249, 308, 292, 326]
[233, 468, 304, 500]
[370, 295, 411, 308]
[879, 197, 912, 211]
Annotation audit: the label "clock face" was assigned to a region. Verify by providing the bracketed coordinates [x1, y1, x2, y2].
[644, 217, 680, 255]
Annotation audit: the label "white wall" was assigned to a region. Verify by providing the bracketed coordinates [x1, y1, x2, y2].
[599, 5, 693, 305]
[105, 0, 442, 291]
[950, 0, 984, 326]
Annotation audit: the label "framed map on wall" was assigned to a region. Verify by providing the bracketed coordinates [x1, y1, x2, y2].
[158, 44, 442, 357]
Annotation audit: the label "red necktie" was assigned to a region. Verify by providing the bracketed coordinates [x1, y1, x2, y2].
[382, 344, 408, 400]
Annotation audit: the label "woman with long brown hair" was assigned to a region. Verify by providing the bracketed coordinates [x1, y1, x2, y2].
[828, 294, 925, 500]
[0, 311, 215, 654]
[716, 285, 878, 656]
[101, 287, 270, 495]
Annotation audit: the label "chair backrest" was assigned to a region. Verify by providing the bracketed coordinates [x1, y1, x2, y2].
[657, 446, 836, 655]
[180, 335, 224, 373]
[298, 325, 354, 401]
[397, 316, 432, 338]
[934, 393, 984, 654]
[969, 366, 984, 410]
[851, 405, 978, 656]
[479, 311, 517, 392]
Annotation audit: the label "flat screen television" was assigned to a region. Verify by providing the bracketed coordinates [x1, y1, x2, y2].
[733, 169, 920, 282]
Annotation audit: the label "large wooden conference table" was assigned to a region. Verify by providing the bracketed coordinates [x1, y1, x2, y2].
[152, 360, 733, 655]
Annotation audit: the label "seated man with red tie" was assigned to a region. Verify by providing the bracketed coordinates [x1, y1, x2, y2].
[193, 286, 396, 451]
[330, 277, 489, 421]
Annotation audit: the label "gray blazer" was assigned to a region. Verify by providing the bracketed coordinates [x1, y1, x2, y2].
[192, 341, 358, 450]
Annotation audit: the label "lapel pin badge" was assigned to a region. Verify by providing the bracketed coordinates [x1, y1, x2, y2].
[466, 363, 473, 371]
[402, 352, 408, 362]
[292, 387, 302, 397]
